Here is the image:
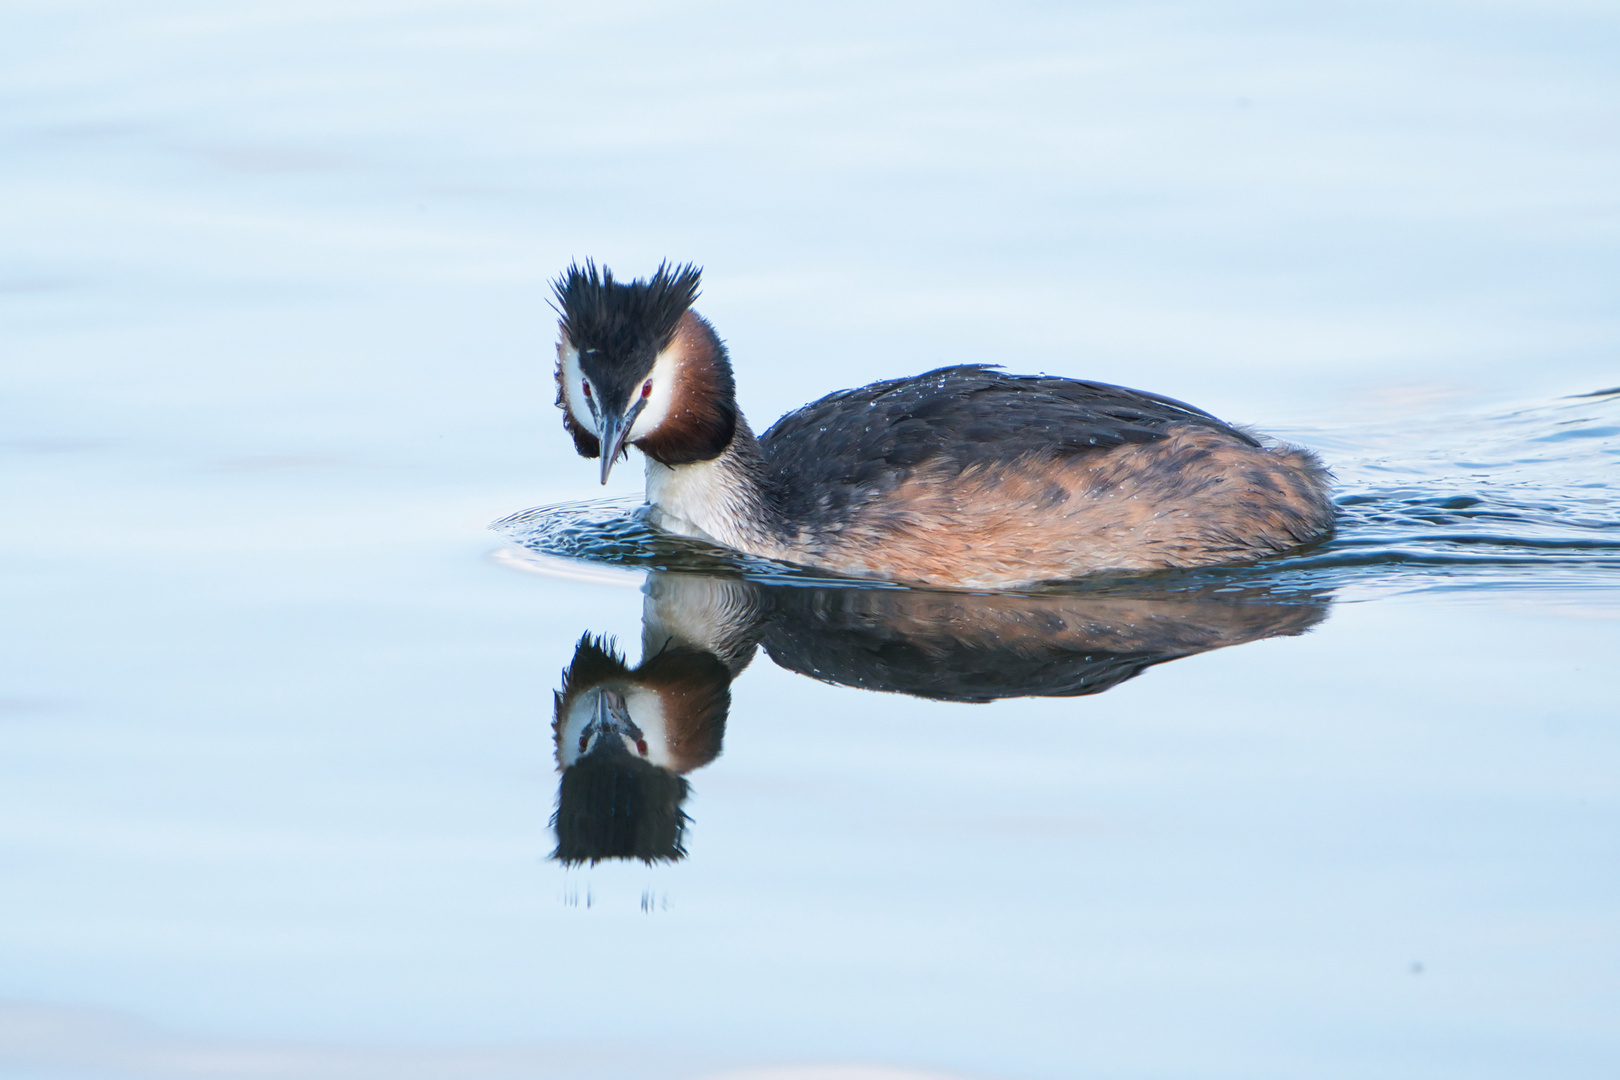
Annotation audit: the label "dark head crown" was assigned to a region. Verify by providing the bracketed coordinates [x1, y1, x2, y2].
[551, 751, 691, 866]
[552, 261, 702, 377]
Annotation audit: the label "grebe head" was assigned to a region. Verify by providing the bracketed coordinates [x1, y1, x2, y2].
[549, 633, 731, 865]
[552, 261, 737, 484]
[552, 633, 730, 774]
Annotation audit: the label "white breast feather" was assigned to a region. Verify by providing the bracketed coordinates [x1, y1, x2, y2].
[645, 456, 752, 551]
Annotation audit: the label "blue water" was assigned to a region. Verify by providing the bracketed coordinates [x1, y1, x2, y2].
[3, 4, 1618, 1080]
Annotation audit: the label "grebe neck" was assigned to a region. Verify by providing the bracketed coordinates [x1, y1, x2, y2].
[643, 416, 784, 553]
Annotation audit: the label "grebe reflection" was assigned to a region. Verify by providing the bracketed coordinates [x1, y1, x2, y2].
[550, 573, 1332, 864]
[551, 636, 732, 865]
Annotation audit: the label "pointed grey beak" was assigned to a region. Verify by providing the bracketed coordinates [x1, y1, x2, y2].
[597, 400, 647, 485]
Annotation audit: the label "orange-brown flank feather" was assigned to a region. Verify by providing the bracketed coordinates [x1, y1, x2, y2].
[795, 426, 1332, 588]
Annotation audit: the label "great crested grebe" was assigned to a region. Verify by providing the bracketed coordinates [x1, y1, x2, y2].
[552, 262, 1334, 588]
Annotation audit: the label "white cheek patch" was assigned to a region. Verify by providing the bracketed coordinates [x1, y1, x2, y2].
[558, 343, 600, 436]
[628, 348, 680, 441]
[557, 692, 598, 768]
[623, 686, 674, 769]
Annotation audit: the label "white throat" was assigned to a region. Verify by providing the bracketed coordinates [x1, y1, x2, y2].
[644, 455, 751, 550]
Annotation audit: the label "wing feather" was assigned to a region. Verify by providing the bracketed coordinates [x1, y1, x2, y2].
[758, 364, 1255, 525]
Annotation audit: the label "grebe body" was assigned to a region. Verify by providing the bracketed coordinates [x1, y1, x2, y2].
[553, 263, 1333, 589]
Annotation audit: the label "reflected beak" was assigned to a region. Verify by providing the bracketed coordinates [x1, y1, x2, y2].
[593, 687, 627, 730]
[585, 687, 645, 758]
[597, 400, 646, 485]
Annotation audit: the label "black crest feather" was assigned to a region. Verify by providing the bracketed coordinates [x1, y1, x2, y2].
[551, 750, 690, 866]
[552, 260, 702, 362]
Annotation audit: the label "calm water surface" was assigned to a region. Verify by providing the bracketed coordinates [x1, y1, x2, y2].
[3, 4, 1618, 1079]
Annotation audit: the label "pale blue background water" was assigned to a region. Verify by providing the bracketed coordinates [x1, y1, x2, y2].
[2, 3, 1617, 1078]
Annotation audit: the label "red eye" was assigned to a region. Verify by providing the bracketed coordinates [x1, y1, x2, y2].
[581, 382, 592, 398]
[641, 381, 653, 398]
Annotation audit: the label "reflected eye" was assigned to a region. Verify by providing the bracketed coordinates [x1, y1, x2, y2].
[641, 381, 653, 399]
